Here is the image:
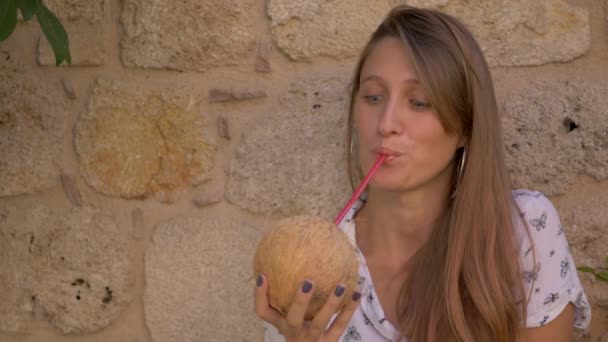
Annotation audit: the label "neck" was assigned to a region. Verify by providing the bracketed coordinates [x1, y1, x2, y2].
[354, 169, 453, 266]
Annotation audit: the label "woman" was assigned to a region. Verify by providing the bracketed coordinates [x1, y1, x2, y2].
[254, 5, 591, 342]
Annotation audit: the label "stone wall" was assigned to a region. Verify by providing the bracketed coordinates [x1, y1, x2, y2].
[0, 0, 606, 341]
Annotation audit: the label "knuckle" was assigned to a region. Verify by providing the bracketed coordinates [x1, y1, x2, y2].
[293, 293, 311, 306]
[308, 322, 325, 337]
[331, 319, 348, 334]
[285, 314, 301, 328]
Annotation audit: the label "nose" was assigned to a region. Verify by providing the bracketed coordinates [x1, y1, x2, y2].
[377, 99, 402, 136]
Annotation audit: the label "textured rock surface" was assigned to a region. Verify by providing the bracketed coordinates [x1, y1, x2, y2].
[267, 0, 389, 61]
[74, 79, 216, 200]
[0, 51, 65, 196]
[558, 191, 608, 342]
[502, 80, 608, 196]
[255, 42, 272, 73]
[121, 0, 256, 71]
[144, 217, 263, 342]
[43, 0, 105, 23]
[0, 205, 132, 333]
[39, 0, 106, 66]
[208, 88, 267, 103]
[402, 0, 590, 66]
[403, 0, 450, 6]
[226, 78, 352, 219]
[38, 25, 106, 66]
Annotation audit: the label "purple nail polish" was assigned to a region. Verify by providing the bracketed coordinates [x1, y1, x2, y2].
[335, 285, 345, 297]
[352, 291, 361, 301]
[302, 280, 313, 293]
[256, 275, 263, 287]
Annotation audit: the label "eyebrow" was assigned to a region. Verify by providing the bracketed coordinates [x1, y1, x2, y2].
[360, 75, 420, 85]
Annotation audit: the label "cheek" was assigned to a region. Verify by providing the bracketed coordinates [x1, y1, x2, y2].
[410, 119, 459, 160]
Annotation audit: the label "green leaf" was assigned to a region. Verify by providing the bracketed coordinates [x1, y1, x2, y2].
[16, 0, 38, 21]
[577, 266, 596, 274]
[35, 3, 70, 66]
[597, 272, 608, 282]
[0, 0, 18, 42]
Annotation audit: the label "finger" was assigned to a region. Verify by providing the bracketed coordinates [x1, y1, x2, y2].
[308, 284, 347, 337]
[284, 280, 315, 331]
[254, 274, 284, 327]
[324, 290, 362, 340]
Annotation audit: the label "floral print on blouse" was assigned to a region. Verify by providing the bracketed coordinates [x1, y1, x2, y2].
[263, 189, 591, 341]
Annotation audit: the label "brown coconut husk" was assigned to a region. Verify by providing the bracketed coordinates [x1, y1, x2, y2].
[253, 215, 359, 320]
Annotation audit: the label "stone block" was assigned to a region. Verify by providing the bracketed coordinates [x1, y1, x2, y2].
[502, 80, 608, 196]
[209, 89, 267, 103]
[44, 0, 105, 24]
[144, 217, 263, 341]
[0, 205, 133, 333]
[39, 0, 106, 66]
[406, 0, 591, 66]
[226, 78, 352, 219]
[121, 0, 256, 71]
[74, 79, 216, 200]
[255, 42, 272, 73]
[38, 23, 106, 66]
[557, 190, 608, 341]
[0, 51, 65, 197]
[267, 0, 390, 61]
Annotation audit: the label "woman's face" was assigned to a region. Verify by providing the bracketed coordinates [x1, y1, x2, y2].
[354, 37, 463, 193]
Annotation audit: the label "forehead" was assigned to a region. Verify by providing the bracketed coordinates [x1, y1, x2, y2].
[360, 37, 419, 83]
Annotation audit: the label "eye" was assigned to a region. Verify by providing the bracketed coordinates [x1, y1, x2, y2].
[410, 99, 431, 110]
[364, 95, 383, 104]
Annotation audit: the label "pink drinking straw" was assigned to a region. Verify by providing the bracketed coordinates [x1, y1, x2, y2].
[333, 154, 387, 225]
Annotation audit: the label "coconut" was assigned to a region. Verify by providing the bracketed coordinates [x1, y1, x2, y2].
[253, 215, 359, 320]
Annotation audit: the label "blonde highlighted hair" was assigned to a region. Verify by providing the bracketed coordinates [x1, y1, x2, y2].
[348, 6, 528, 342]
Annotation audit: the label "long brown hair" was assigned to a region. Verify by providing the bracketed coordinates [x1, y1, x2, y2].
[347, 6, 528, 342]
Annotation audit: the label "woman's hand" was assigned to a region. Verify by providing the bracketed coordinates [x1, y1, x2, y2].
[254, 274, 362, 342]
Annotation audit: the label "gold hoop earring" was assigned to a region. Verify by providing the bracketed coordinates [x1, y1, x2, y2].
[451, 148, 467, 199]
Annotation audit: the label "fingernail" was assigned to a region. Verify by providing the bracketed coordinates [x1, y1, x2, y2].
[334, 285, 345, 297]
[352, 291, 361, 301]
[256, 275, 263, 287]
[302, 280, 313, 293]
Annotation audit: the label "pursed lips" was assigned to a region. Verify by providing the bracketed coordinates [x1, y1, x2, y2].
[373, 146, 405, 162]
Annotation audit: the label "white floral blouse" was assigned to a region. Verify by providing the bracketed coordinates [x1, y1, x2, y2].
[264, 189, 591, 341]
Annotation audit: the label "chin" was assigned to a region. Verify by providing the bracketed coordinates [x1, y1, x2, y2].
[368, 177, 411, 193]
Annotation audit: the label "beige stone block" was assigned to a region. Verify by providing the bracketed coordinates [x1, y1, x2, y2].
[557, 191, 608, 339]
[38, 0, 106, 66]
[38, 23, 106, 66]
[226, 78, 352, 219]
[403, 0, 450, 6]
[217, 115, 230, 140]
[255, 42, 273, 73]
[43, 0, 105, 24]
[208, 88, 267, 103]
[407, 0, 590, 66]
[60, 173, 82, 206]
[144, 217, 263, 341]
[0, 205, 133, 333]
[121, 0, 256, 71]
[192, 187, 224, 208]
[0, 51, 65, 197]
[74, 79, 216, 200]
[62, 78, 77, 100]
[502, 80, 608, 196]
[267, 0, 390, 61]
